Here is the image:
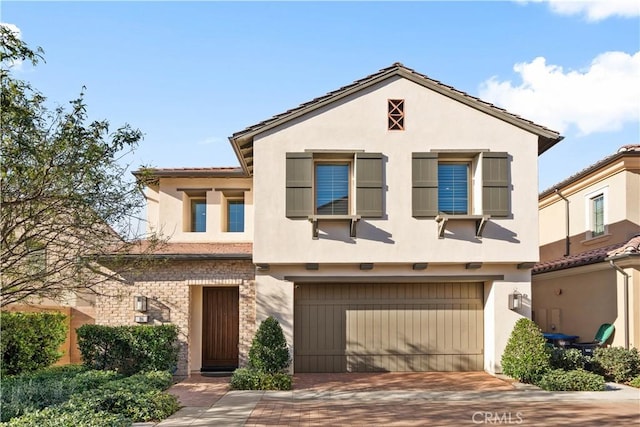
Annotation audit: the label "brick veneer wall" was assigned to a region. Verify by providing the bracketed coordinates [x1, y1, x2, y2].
[96, 259, 255, 377]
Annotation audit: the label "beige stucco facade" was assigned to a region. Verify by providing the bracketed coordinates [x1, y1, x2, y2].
[97, 64, 563, 375]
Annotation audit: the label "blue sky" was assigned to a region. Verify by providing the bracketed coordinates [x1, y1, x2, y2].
[3, 1, 639, 191]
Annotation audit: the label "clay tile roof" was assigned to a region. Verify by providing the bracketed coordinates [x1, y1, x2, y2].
[607, 234, 640, 258]
[539, 144, 640, 198]
[533, 234, 640, 274]
[133, 167, 246, 178]
[120, 241, 252, 260]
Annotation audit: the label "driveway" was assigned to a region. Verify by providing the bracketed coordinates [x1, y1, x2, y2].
[157, 372, 640, 426]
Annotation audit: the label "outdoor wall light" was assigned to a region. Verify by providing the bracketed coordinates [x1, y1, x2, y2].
[509, 291, 522, 310]
[134, 295, 148, 312]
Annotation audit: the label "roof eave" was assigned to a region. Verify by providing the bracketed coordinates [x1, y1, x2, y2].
[230, 65, 562, 175]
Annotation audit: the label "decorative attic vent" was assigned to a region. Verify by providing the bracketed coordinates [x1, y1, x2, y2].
[388, 99, 404, 130]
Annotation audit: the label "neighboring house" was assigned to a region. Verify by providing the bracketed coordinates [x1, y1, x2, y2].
[97, 63, 563, 376]
[533, 145, 640, 350]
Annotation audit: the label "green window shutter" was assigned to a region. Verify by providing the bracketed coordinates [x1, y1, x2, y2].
[356, 153, 383, 218]
[482, 152, 510, 217]
[286, 152, 313, 218]
[412, 152, 438, 217]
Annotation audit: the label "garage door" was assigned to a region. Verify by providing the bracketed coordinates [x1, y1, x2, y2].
[294, 282, 484, 372]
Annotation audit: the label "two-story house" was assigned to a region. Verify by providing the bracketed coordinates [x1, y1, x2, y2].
[533, 145, 640, 350]
[97, 63, 563, 376]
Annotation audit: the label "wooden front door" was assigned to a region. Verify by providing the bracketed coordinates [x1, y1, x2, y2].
[202, 287, 239, 370]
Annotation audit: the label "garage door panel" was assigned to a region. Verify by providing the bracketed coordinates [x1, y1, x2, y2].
[295, 282, 484, 372]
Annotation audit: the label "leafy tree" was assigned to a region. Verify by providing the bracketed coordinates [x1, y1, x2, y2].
[1, 25, 161, 306]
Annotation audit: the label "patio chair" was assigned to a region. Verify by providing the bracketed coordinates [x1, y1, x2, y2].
[570, 323, 615, 356]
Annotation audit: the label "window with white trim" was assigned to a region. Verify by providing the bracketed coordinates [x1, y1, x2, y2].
[585, 187, 608, 239]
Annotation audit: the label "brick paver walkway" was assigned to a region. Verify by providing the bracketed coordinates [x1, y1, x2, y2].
[158, 372, 640, 426]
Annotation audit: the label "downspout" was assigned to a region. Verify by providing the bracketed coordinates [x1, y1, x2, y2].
[609, 259, 629, 350]
[554, 189, 570, 257]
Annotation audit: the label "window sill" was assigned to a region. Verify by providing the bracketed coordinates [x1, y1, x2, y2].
[308, 215, 361, 239]
[435, 214, 490, 239]
[580, 232, 611, 246]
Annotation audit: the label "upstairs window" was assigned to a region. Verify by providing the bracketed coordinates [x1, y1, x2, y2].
[190, 198, 207, 232]
[585, 188, 608, 239]
[315, 163, 350, 215]
[591, 194, 604, 237]
[286, 152, 383, 218]
[438, 163, 470, 215]
[227, 199, 245, 232]
[412, 151, 510, 218]
[388, 99, 405, 130]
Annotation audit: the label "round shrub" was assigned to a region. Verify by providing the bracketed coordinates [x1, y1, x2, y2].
[549, 348, 590, 371]
[248, 316, 290, 373]
[629, 376, 640, 388]
[501, 318, 551, 384]
[538, 369, 606, 391]
[592, 347, 640, 383]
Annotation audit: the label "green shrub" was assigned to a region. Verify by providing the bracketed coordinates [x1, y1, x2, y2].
[1, 311, 68, 376]
[501, 318, 551, 384]
[230, 367, 292, 391]
[61, 370, 178, 422]
[3, 407, 131, 427]
[248, 316, 290, 373]
[77, 324, 179, 375]
[549, 347, 590, 371]
[65, 388, 179, 422]
[0, 366, 121, 422]
[537, 369, 606, 391]
[592, 347, 640, 383]
[629, 376, 640, 388]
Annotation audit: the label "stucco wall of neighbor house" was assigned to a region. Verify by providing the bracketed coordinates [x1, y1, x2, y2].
[96, 259, 254, 377]
[255, 264, 532, 374]
[532, 266, 621, 345]
[252, 77, 541, 265]
[149, 177, 253, 243]
[539, 163, 640, 263]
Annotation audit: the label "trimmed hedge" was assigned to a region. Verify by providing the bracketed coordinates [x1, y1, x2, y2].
[501, 318, 551, 384]
[229, 367, 292, 391]
[592, 347, 640, 383]
[77, 324, 179, 375]
[537, 369, 606, 391]
[1, 311, 68, 376]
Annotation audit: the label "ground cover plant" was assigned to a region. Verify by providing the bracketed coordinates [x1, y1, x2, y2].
[1, 366, 178, 426]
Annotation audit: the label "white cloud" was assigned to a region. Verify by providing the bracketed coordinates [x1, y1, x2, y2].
[1, 23, 24, 70]
[522, 0, 640, 21]
[479, 51, 640, 135]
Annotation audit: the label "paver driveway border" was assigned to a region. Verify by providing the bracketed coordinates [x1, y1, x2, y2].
[150, 372, 640, 426]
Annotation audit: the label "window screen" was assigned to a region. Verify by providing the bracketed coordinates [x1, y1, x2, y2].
[316, 164, 349, 215]
[438, 163, 469, 215]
